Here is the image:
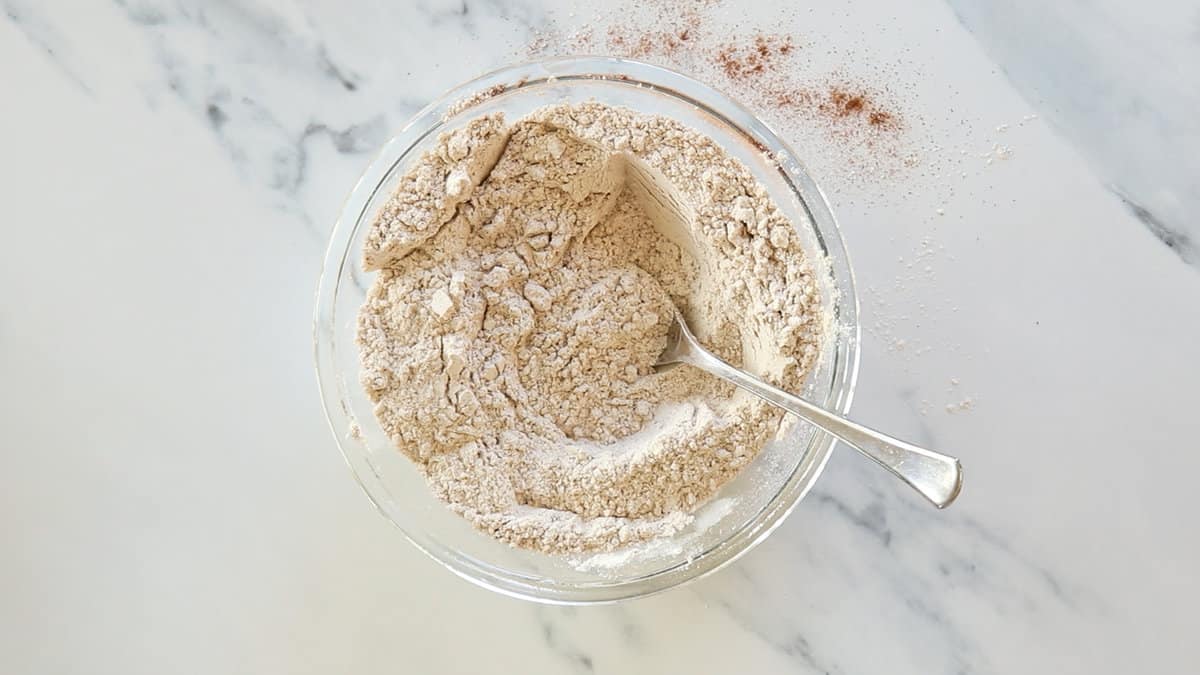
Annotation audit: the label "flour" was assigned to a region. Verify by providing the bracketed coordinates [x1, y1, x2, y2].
[357, 102, 823, 554]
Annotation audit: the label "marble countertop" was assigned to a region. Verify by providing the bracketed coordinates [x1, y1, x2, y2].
[3, 1, 1198, 673]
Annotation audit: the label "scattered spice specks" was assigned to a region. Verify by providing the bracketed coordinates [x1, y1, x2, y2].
[523, 2, 914, 187]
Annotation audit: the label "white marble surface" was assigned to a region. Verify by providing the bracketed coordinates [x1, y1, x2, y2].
[2, 1, 1199, 673]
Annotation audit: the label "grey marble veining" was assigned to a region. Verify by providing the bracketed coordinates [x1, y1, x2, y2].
[3, 0, 93, 93]
[946, 0, 1200, 267]
[117, 1, 403, 226]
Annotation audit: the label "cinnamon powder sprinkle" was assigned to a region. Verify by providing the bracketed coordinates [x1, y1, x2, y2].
[705, 32, 904, 138]
[525, 3, 911, 181]
[768, 85, 903, 133]
[715, 34, 795, 79]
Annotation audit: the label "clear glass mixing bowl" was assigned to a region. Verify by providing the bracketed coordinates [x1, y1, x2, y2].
[314, 57, 860, 603]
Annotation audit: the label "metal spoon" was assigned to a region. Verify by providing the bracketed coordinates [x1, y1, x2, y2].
[654, 312, 963, 508]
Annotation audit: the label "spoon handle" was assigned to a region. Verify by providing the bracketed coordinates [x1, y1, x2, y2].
[684, 348, 963, 508]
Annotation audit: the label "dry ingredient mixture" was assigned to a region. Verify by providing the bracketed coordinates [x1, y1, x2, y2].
[357, 102, 823, 554]
[526, 1, 1004, 409]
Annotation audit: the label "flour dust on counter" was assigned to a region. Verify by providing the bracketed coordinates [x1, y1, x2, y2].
[521, 0, 956, 199]
[520, 0, 1026, 393]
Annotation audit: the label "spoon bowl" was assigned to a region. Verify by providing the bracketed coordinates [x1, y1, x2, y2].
[655, 311, 963, 508]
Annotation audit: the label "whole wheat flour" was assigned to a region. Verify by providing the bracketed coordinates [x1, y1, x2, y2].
[357, 102, 823, 554]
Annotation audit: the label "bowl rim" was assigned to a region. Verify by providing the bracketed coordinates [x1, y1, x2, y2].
[314, 55, 861, 604]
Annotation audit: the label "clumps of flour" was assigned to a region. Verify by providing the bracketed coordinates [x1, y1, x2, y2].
[357, 102, 823, 554]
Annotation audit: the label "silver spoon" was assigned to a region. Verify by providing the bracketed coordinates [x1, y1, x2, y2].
[654, 312, 963, 508]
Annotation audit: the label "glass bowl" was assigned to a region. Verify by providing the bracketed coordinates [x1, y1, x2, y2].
[314, 57, 859, 604]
